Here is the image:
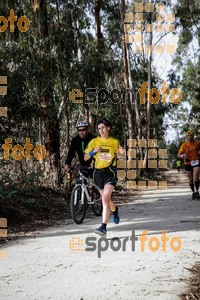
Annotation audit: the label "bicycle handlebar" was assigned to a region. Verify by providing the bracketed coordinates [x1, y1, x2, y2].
[65, 165, 93, 174]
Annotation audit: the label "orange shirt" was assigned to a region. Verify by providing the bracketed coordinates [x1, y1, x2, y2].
[178, 140, 200, 165]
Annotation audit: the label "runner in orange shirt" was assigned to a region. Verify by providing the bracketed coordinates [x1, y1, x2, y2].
[177, 131, 200, 200]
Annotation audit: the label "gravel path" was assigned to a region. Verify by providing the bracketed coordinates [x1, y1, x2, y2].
[0, 170, 200, 300]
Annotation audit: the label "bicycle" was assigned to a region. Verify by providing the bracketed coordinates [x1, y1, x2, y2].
[69, 166, 103, 224]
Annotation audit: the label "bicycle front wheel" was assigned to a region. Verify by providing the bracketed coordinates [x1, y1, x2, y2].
[92, 188, 103, 216]
[70, 185, 86, 224]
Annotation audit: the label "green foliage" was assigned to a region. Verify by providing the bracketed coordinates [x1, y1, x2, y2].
[0, 171, 43, 200]
[171, 0, 200, 136]
[167, 141, 179, 162]
[1, 0, 195, 189]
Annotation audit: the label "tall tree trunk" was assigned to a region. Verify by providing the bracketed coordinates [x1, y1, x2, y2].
[92, 0, 105, 121]
[119, 0, 135, 139]
[71, 9, 83, 62]
[35, 0, 61, 187]
[142, 2, 153, 177]
[147, 13, 153, 141]
[94, 0, 104, 53]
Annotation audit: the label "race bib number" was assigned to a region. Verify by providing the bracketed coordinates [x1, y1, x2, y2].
[98, 153, 112, 161]
[190, 160, 199, 167]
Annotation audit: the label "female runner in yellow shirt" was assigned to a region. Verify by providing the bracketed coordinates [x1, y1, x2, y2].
[84, 118, 125, 236]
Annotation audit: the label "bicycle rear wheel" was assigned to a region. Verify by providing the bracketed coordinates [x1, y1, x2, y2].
[92, 187, 103, 216]
[70, 185, 86, 224]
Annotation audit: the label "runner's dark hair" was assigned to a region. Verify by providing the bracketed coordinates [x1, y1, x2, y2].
[97, 118, 112, 128]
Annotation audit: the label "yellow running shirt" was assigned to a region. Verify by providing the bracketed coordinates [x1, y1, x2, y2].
[85, 137, 120, 169]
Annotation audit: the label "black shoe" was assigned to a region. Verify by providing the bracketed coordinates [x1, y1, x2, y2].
[192, 192, 196, 200]
[195, 192, 200, 200]
[95, 225, 107, 236]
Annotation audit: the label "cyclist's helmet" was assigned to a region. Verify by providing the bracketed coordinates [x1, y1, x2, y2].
[76, 121, 89, 128]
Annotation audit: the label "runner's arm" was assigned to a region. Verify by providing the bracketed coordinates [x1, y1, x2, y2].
[197, 142, 200, 155]
[65, 138, 76, 166]
[84, 147, 101, 161]
[177, 144, 186, 159]
[84, 139, 102, 161]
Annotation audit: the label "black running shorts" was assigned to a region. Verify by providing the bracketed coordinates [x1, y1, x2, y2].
[93, 166, 117, 190]
[185, 163, 200, 171]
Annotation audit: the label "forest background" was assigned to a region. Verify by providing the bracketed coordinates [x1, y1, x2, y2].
[0, 0, 199, 204]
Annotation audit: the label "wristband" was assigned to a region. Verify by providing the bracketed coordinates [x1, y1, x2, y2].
[89, 150, 95, 157]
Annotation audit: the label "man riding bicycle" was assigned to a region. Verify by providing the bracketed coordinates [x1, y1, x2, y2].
[177, 130, 200, 200]
[64, 121, 95, 175]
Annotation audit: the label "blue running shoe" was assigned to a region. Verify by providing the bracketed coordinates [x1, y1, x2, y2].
[113, 207, 120, 224]
[95, 225, 107, 236]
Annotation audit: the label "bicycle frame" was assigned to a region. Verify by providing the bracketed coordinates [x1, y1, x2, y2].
[74, 169, 99, 205]
[70, 166, 103, 224]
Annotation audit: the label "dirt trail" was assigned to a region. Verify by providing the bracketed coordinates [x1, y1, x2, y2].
[0, 170, 200, 300]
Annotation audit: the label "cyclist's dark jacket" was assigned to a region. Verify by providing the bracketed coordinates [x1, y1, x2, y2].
[65, 132, 95, 167]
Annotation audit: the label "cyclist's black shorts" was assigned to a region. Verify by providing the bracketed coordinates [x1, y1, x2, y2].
[185, 163, 200, 171]
[93, 166, 117, 190]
